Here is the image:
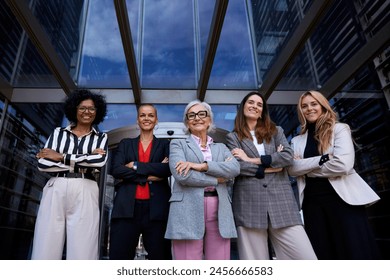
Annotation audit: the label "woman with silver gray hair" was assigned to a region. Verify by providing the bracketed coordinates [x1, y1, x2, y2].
[165, 100, 240, 259]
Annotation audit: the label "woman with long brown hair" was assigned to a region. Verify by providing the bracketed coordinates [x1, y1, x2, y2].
[226, 91, 316, 260]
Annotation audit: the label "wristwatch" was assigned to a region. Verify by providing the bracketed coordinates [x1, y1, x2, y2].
[133, 161, 138, 171]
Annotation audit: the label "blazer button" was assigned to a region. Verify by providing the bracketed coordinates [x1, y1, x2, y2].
[263, 184, 267, 188]
[148, 181, 153, 185]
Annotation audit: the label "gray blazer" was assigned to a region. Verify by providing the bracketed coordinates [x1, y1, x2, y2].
[165, 136, 240, 240]
[287, 123, 380, 208]
[226, 126, 303, 229]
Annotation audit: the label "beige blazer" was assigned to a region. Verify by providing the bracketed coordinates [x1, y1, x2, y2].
[288, 123, 380, 208]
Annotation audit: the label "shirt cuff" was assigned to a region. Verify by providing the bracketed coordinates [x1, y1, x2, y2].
[255, 165, 265, 179]
[319, 154, 329, 166]
[260, 155, 272, 167]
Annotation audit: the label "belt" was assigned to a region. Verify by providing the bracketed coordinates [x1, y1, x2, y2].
[204, 190, 218, 197]
[53, 172, 95, 181]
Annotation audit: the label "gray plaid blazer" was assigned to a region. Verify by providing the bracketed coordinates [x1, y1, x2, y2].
[225, 126, 303, 229]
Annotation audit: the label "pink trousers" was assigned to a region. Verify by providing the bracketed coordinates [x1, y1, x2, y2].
[172, 196, 231, 260]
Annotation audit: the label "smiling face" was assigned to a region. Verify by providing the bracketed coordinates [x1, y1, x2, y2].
[186, 103, 211, 136]
[137, 105, 158, 132]
[76, 99, 96, 126]
[301, 94, 323, 123]
[243, 94, 263, 122]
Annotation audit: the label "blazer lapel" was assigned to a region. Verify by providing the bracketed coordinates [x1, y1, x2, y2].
[242, 138, 260, 157]
[149, 136, 160, 162]
[295, 132, 308, 158]
[186, 137, 204, 163]
[132, 137, 140, 161]
[210, 142, 219, 161]
[263, 134, 275, 155]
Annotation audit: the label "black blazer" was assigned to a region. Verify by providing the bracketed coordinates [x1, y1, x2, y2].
[110, 136, 171, 221]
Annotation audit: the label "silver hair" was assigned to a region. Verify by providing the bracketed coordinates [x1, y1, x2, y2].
[182, 100, 216, 134]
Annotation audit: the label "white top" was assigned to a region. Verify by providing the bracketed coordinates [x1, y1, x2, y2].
[251, 131, 265, 156]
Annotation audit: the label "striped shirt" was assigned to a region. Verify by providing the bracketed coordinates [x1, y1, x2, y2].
[37, 125, 108, 173]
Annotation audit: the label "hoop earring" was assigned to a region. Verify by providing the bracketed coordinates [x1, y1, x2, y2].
[154, 123, 159, 131]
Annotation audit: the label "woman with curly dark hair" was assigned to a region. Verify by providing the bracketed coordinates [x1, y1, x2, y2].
[32, 89, 108, 260]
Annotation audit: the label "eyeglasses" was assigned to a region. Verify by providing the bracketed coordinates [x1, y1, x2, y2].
[186, 110, 208, 120]
[77, 106, 97, 113]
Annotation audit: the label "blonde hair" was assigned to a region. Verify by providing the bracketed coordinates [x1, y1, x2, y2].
[297, 90, 337, 154]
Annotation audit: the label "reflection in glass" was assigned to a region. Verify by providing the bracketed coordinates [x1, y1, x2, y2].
[97, 104, 239, 133]
[250, 0, 311, 85]
[276, 1, 369, 90]
[208, 0, 257, 89]
[30, 0, 85, 78]
[142, 0, 196, 88]
[0, 2, 23, 83]
[0, 1, 60, 87]
[14, 40, 60, 87]
[78, 0, 137, 87]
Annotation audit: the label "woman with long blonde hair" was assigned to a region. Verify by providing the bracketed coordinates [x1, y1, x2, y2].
[288, 90, 380, 259]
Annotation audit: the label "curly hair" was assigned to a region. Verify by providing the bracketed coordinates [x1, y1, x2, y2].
[64, 89, 107, 125]
[297, 90, 337, 154]
[233, 91, 276, 143]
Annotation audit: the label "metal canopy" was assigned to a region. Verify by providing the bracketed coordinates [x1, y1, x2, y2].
[2, 0, 390, 105]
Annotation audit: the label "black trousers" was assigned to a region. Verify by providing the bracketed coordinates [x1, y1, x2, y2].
[302, 181, 380, 260]
[109, 200, 171, 260]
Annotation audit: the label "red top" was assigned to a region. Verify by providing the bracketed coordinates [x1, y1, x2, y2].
[135, 141, 152, 199]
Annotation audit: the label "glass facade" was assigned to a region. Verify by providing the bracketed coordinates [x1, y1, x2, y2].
[0, 98, 63, 259]
[78, 0, 131, 87]
[0, 0, 389, 259]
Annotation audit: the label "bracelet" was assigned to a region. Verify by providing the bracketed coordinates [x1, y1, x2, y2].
[62, 153, 66, 164]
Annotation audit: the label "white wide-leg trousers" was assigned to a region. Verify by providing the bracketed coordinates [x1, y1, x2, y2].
[31, 177, 100, 260]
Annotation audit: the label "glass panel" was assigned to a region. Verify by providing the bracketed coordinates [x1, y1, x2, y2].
[141, 0, 196, 88]
[0, 103, 50, 259]
[276, 1, 390, 91]
[330, 91, 389, 194]
[198, 0, 214, 65]
[208, 0, 257, 89]
[99, 104, 239, 132]
[13, 40, 60, 87]
[250, 0, 313, 85]
[269, 104, 298, 138]
[78, 0, 135, 88]
[30, 0, 85, 78]
[209, 104, 238, 131]
[0, 1, 59, 87]
[0, 2, 23, 83]
[99, 104, 186, 132]
[98, 104, 138, 132]
[13, 103, 64, 137]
